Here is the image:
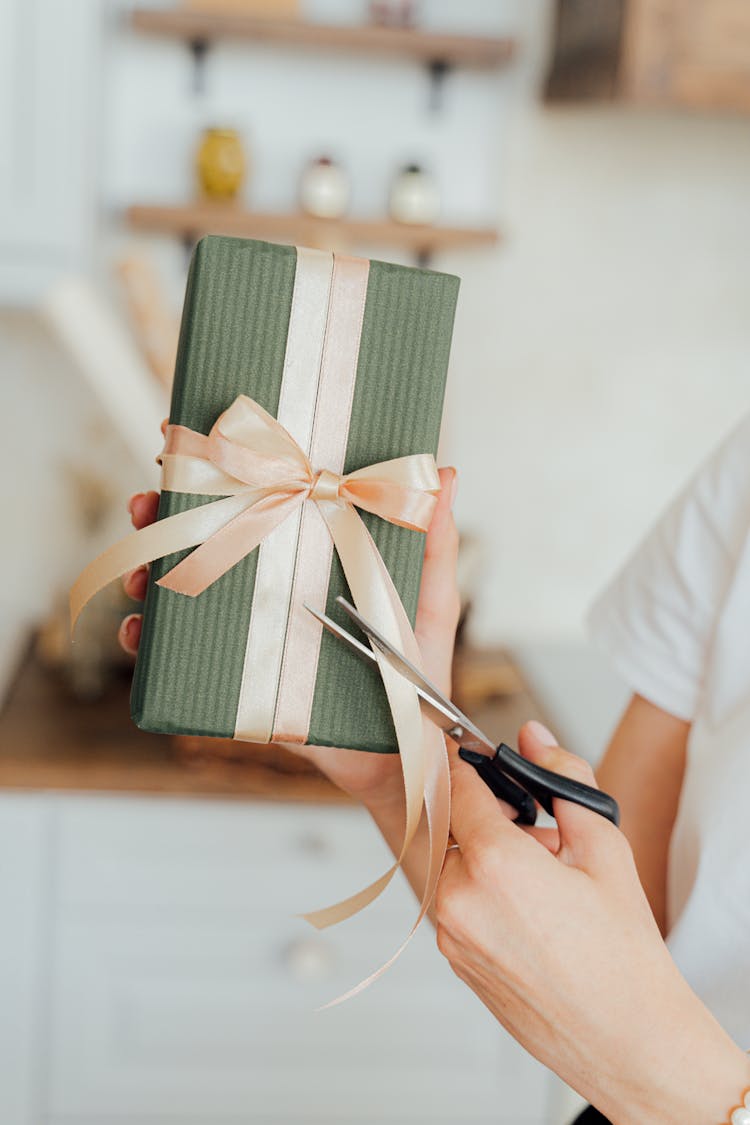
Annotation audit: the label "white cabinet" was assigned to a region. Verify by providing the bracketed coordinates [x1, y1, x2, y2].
[0, 793, 554, 1124]
[0, 0, 100, 303]
[0, 796, 50, 1125]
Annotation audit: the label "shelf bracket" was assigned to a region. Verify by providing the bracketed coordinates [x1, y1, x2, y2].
[427, 58, 452, 112]
[189, 37, 210, 94]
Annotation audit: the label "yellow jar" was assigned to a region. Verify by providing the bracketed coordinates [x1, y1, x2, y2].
[196, 127, 246, 201]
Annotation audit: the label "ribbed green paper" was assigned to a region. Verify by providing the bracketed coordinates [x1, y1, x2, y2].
[131, 236, 459, 752]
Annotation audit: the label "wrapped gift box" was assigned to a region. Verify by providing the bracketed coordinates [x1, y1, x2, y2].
[130, 236, 459, 752]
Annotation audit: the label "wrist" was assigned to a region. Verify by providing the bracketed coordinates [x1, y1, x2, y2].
[602, 988, 750, 1125]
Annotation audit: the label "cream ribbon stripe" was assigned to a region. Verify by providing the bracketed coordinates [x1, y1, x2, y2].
[234, 247, 334, 742]
[272, 254, 370, 744]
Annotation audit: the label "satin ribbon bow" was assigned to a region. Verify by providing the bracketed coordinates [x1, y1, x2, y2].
[70, 394, 451, 1006]
[155, 394, 441, 597]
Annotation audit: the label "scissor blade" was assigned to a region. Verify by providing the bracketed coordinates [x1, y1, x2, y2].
[304, 602, 375, 663]
[304, 603, 462, 734]
[333, 596, 496, 755]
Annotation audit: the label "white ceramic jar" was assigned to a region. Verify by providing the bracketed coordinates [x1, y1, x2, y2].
[389, 163, 440, 225]
[299, 156, 350, 219]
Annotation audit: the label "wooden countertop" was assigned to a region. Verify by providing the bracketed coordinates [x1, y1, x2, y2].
[0, 648, 348, 803]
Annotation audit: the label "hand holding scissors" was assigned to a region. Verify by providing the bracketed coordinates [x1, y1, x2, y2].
[306, 596, 620, 829]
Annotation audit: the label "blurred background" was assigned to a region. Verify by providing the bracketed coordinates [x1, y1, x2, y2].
[1, 1, 749, 1122]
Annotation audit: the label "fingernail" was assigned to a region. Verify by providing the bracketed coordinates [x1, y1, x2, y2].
[449, 469, 458, 508]
[120, 613, 140, 648]
[124, 565, 148, 595]
[527, 720, 557, 747]
[128, 492, 145, 515]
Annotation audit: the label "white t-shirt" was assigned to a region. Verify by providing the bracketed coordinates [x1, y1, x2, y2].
[587, 412, 750, 1049]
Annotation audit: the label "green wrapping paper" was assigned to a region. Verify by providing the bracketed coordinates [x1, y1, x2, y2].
[130, 236, 459, 752]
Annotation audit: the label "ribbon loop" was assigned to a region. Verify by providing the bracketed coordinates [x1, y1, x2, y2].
[145, 395, 441, 596]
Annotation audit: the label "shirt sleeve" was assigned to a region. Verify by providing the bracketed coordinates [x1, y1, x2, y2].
[587, 413, 750, 722]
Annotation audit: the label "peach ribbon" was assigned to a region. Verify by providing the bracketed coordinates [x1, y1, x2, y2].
[70, 393, 452, 1004]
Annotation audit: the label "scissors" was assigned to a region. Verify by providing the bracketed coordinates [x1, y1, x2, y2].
[305, 597, 620, 828]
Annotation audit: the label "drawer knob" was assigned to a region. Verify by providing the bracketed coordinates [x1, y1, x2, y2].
[296, 830, 331, 856]
[282, 937, 335, 980]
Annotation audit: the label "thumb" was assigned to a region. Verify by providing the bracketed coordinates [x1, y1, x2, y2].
[414, 467, 460, 694]
[517, 720, 613, 872]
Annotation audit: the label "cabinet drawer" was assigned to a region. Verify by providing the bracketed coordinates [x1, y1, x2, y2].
[56, 796, 403, 915]
[48, 912, 550, 1122]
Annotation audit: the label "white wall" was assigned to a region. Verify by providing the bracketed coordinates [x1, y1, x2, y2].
[441, 107, 750, 640]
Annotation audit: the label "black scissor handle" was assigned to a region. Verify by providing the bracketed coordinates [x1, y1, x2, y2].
[459, 744, 620, 827]
[458, 750, 538, 826]
[493, 743, 620, 826]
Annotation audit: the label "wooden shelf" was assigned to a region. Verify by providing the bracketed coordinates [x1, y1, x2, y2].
[130, 8, 516, 69]
[126, 203, 500, 256]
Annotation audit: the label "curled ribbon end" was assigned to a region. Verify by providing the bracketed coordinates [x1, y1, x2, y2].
[69, 596, 78, 639]
[296, 908, 336, 932]
[155, 572, 200, 598]
[69, 581, 87, 638]
[314, 996, 348, 1013]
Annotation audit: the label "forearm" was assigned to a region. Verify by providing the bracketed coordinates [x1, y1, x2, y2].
[596, 693, 689, 935]
[602, 990, 750, 1125]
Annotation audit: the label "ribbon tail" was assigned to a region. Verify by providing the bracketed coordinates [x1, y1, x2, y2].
[301, 503, 427, 925]
[300, 863, 399, 932]
[314, 720, 449, 1011]
[300, 646, 425, 931]
[70, 493, 253, 631]
[157, 491, 306, 596]
[360, 512, 453, 923]
[303, 502, 451, 1006]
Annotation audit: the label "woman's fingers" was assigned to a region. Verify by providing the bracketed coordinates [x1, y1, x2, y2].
[517, 720, 618, 872]
[123, 492, 159, 598]
[119, 425, 166, 656]
[517, 720, 599, 789]
[128, 490, 160, 530]
[521, 824, 562, 853]
[415, 467, 459, 693]
[118, 613, 142, 656]
[123, 565, 149, 600]
[448, 750, 527, 859]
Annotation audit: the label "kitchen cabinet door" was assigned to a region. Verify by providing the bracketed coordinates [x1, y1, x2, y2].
[48, 796, 553, 1123]
[0, 0, 99, 303]
[0, 794, 50, 1125]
